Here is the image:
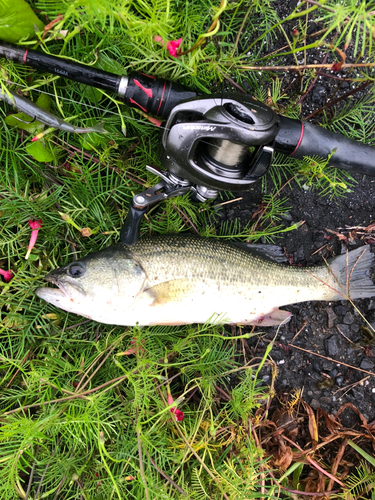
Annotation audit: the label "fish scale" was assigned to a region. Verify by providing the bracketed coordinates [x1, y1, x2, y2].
[35, 234, 375, 326]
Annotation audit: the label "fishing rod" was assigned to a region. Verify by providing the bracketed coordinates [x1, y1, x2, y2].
[1, 40, 374, 244]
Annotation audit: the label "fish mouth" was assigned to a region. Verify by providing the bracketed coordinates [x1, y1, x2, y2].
[43, 275, 86, 299]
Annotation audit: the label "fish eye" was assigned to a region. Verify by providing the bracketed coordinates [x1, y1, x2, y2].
[67, 262, 85, 278]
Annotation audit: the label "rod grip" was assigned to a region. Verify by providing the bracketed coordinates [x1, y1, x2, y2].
[123, 73, 197, 118]
[275, 115, 375, 176]
[291, 121, 375, 176]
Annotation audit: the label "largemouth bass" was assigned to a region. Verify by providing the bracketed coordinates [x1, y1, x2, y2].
[35, 235, 375, 326]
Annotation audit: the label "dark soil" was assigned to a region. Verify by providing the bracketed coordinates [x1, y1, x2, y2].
[222, 176, 375, 424]
[221, 1, 375, 423]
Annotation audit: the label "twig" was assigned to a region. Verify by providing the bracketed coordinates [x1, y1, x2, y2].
[291, 321, 308, 343]
[137, 426, 150, 500]
[305, 0, 340, 14]
[173, 422, 231, 500]
[2, 374, 129, 416]
[333, 376, 370, 396]
[198, 196, 243, 213]
[62, 319, 91, 331]
[336, 325, 363, 349]
[75, 343, 117, 393]
[316, 71, 365, 81]
[217, 68, 247, 93]
[2, 351, 179, 414]
[296, 53, 329, 105]
[282, 435, 345, 487]
[154, 371, 182, 390]
[174, 206, 200, 234]
[305, 81, 371, 119]
[311, 244, 328, 256]
[289, 344, 375, 377]
[145, 450, 188, 496]
[50, 138, 147, 187]
[35, 443, 58, 499]
[236, 63, 375, 71]
[53, 476, 66, 500]
[6, 349, 31, 389]
[25, 459, 36, 500]
[39, 378, 90, 399]
[267, 469, 340, 497]
[231, 5, 252, 57]
[327, 438, 347, 492]
[214, 384, 231, 401]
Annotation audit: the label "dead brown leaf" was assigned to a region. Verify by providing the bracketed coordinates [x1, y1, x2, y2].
[304, 401, 319, 444]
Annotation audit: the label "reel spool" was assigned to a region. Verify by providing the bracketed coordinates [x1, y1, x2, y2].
[161, 94, 280, 199]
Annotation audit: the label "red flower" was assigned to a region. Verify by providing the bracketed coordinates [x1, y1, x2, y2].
[155, 35, 183, 58]
[167, 393, 184, 421]
[0, 268, 13, 282]
[26, 219, 42, 260]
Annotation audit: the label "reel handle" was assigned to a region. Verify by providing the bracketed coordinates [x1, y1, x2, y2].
[120, 201, 148, 246]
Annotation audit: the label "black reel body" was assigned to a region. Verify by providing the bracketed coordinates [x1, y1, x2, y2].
[161, 94, 280, 193]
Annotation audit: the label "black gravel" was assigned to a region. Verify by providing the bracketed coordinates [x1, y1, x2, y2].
[226, 177, 375, 422]
[222, 1, 375, 422]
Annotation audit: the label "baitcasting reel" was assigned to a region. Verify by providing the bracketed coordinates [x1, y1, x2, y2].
[160, 94, 279, 195]
[121, 93, 281, 244]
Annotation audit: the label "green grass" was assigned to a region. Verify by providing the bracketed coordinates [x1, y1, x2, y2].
[1, 0, 375, 498]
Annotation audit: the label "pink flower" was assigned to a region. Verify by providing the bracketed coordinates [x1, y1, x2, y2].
[0, 268, 14, 282]
[167, 38, 182, 57]
[26, 219, 42, 260]
[154, 35, 182, 58]
[167, 393, 184, 421]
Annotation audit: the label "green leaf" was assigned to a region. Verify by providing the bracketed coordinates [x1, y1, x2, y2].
[80, 83, 103, 104]
[348, 439, 375, 467]
[5, 112, 44, 134]
[79, 118, 118, 150]
[0, 0, 44, 43]
[25, 139, 55, 162]
[26, 253, 39, 261]
[5, 93, 51, 133]
[35, 93, 52, 112]
[95, 53, 125, 75]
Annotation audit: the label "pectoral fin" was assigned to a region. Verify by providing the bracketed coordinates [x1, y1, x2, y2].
[141, 279, 196, 306]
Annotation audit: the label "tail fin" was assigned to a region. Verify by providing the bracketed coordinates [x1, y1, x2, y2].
[329, 246, 375, 300]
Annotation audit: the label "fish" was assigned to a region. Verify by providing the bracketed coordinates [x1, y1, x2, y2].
[0, 88, 107, 134]
[35, 234, 375, 327]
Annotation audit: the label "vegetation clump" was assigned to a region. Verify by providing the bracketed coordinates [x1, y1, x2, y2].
[1, 0, 375, 497]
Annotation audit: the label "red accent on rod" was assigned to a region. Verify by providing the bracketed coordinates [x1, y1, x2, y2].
[133, 79, 153, 98]
[23, 49, 28, 64]
[289, 121, 304, 156]
[129, 98, 147, 112]
[157, 80, 166, 115]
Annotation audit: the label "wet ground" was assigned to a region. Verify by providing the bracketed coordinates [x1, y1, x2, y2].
[221, 0, 375, 423]
[221, 175, 375, 423]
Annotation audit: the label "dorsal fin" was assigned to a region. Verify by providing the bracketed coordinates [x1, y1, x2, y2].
[230, 242, 288, 263]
